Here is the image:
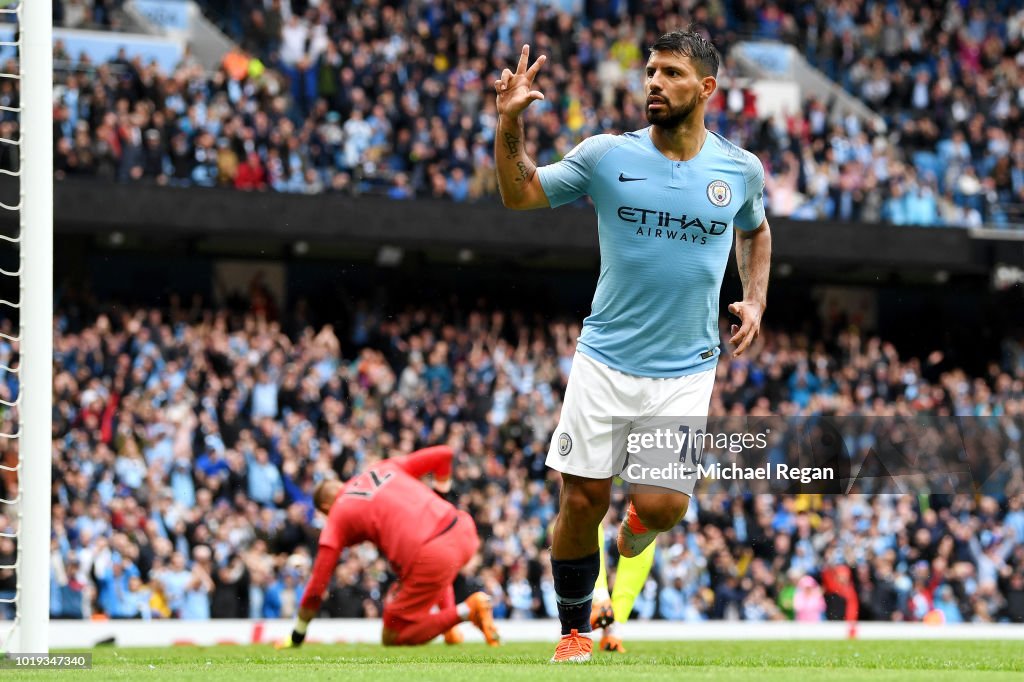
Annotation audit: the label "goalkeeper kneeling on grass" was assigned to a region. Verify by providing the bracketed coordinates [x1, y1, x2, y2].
[276, 445, 500, 648]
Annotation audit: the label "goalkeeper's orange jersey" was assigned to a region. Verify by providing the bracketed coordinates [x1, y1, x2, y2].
[300, 446, 457, 611]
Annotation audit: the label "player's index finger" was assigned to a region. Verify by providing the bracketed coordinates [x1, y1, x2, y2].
[739, 328, 756, 351]
[516, 44, 530, 74]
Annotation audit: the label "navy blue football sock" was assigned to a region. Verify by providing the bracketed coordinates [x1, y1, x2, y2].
[551, 550, 601, 635]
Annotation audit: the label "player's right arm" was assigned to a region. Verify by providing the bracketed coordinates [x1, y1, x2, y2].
[494, 45, 621, 212]
[276, 543, 341, 649]
[494, 45, 549, 210]
[277, 502, 351, 650]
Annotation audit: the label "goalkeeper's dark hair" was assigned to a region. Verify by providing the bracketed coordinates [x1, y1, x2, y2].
[650, 28, 720, 78]
[313, 478, 339, 512]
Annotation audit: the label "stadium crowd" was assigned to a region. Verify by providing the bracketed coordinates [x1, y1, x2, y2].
[1, 290, 1022, 625]
[41, 0, 1024, 227]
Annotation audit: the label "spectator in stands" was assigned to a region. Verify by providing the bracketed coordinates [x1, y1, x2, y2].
[793, 575, 825, 622]
[263, 561, 305, 620]
[247, 448, 284, 507]
[934, 585, 964, 624]
[234, 151, 267, 191]
[659, 576, 689, 621]
[155, 552, 192, 618]
[96, 554, 140, 619]
[321, 564, 369, 618]
[822, 565, 859, 622]
[387, 173, 414, 200]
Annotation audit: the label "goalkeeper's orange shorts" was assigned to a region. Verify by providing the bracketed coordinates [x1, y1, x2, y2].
[382, 510, 479, 631]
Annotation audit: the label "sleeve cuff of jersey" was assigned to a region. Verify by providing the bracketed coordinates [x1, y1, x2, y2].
[536, 167, 568, 208]
[736, 210, 766, 231]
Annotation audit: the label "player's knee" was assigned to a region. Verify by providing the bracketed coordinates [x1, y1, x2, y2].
[382, 627, 414, 647]
[633, 496, 688, 532]
[559, 476, 611, 524]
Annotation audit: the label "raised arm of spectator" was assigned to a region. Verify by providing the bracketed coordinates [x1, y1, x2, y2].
[391, 445, 454, 492]
[190, 563, 214, 593]
[995, 536, 1015, 564]
[271, 465, 285, 505]
[493, 45, 549, 210]
[281, 460, 311, 511]
[968, 533, 983, 562]
[173, 410, 197, 460]
[100, 392, 119, 444]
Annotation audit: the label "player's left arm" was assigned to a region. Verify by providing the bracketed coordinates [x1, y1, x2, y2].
[730, 220, 771, 356]
[391, 445, 454, 493]
[729, 152, 772, 357]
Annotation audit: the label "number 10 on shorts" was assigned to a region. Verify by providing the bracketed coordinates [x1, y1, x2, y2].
[677, 425, 705, 466]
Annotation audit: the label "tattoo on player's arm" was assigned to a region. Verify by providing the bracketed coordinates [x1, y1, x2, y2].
[515, 161, 534, 183]
[503, 132, 520, 158]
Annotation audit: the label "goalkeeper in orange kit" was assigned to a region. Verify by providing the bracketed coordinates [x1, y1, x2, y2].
[275, 446, 499, 648]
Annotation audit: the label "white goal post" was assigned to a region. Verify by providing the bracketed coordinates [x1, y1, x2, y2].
[1, 0, 53, 655]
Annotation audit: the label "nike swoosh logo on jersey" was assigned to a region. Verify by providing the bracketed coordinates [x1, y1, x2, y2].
[618, 173, 647, 182]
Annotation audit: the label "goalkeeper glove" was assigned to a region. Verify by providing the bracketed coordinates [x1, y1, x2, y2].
[274, 628, 306, 649]
[434, 477, 458, 503]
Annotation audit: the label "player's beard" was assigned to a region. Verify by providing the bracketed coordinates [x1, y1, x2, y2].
[645, 90, 700, 130]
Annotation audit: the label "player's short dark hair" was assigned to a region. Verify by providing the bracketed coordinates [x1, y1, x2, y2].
[650, 29, 720, 78]
[313, 479, 338, 511]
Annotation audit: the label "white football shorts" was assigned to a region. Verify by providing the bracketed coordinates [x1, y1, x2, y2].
[546, 351, 716, 495]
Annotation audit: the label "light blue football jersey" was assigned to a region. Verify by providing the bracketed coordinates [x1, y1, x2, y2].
[537, 127, 766, 378]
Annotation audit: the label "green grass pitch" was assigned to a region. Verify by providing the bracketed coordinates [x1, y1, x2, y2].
[7, 640, 1024, 681]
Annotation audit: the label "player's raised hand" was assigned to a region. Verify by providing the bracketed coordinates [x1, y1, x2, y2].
[728, 301, 763, 357]
[494, 44, 546, 119]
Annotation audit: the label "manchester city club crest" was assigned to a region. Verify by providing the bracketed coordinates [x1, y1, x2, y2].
[557, 432, 573, 455]
[707, 180, 732, 207]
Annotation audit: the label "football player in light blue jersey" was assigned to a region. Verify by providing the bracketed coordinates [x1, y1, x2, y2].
[494, 31, 771, 661]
